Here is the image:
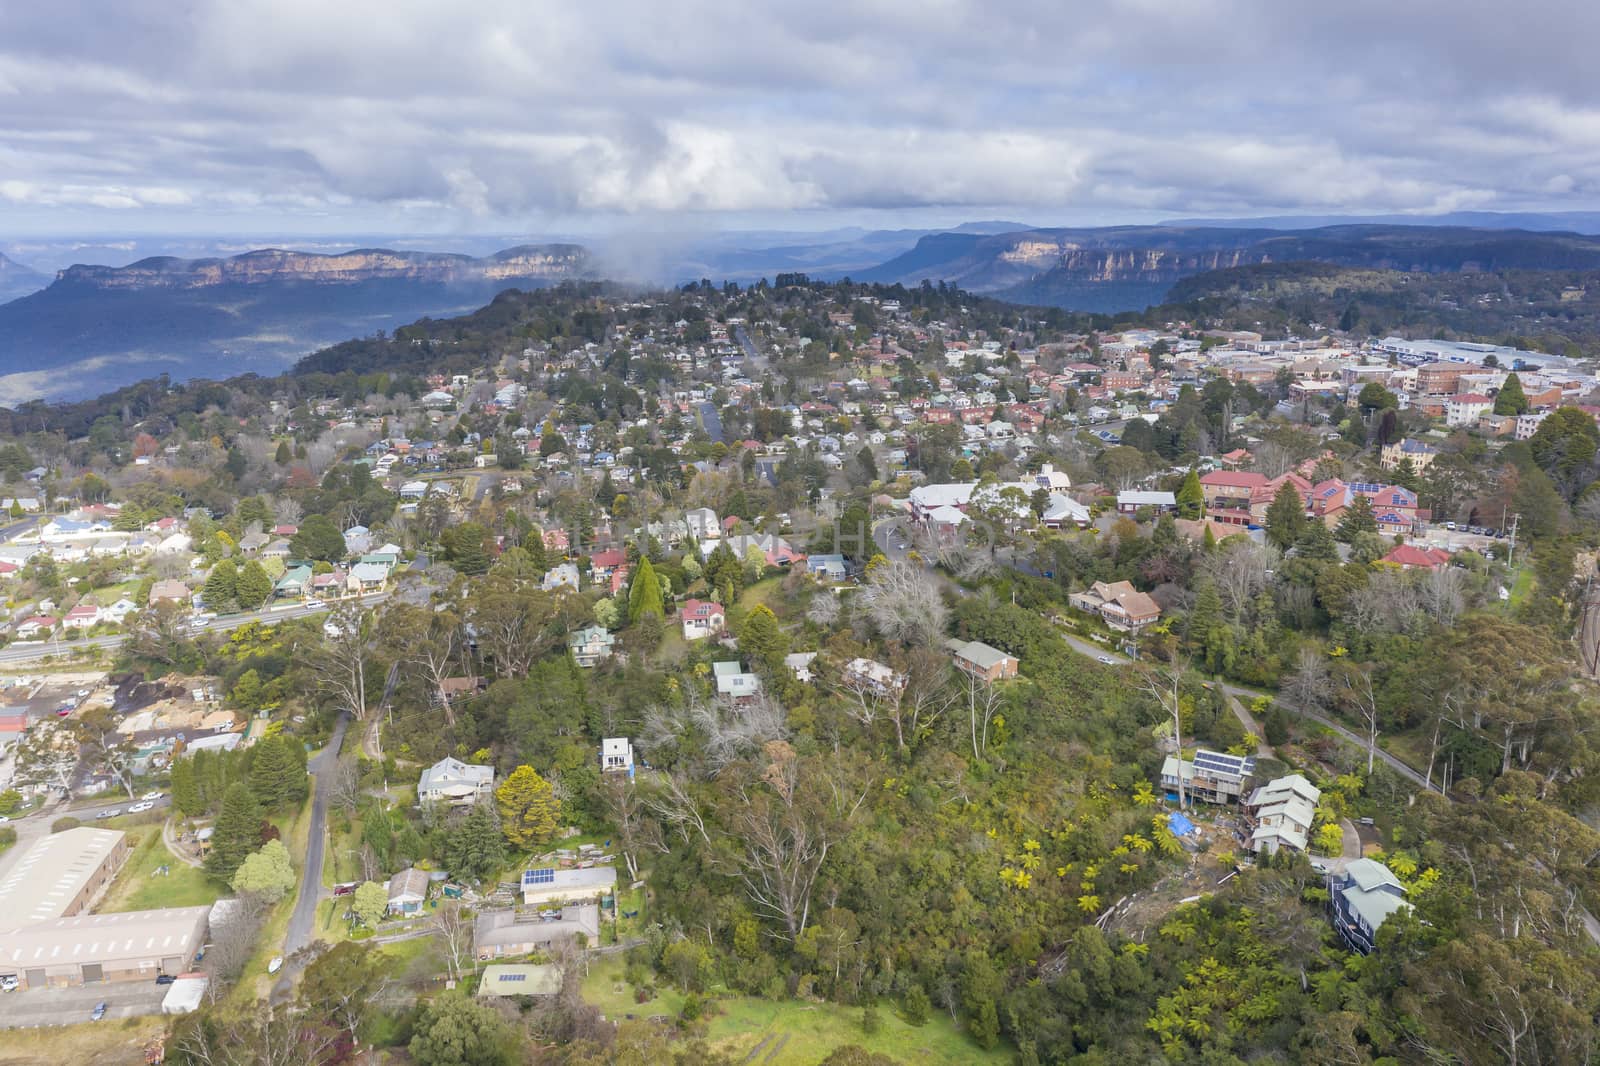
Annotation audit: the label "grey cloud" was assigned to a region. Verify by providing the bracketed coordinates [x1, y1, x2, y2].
[1, 1, 1599, 233]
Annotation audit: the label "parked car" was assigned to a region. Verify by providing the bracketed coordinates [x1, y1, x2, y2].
[0, 975, 18, 992]
[1096, 654, 1116, 665]
[128, 801, 154, 813]
[142, 790, 163, 800]
[267, 957, 283, 975]
[96, 808, 120, 819]
[91, 1001, 107, 1021]
[155, 974, 176, 985]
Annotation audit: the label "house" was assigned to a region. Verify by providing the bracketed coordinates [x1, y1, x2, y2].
[1041, 494, 1091, 529]
[587, 549, 627, 583]
[1198, 470, 1270, 512]
[310, 569, 348, 599]
[1379, 438, 1439, 473]
[1380, 544, 1453, 570]
[473, 905, 599, 960]
[1329, 858, 1411, 954]
[417, 757, 495, 807]
[907, 482, 980, 521]
[1116, 490, 1177, 515]
[599, 737, 634, 774]
[62, 604, 101, 631]
[945, 638, 1019, 681]
[1445, 393, 1492, 427]
[519, 865, 616, 907]
[237, 531, 270, 556]
[680, 599, 725, 640]
[101, 598, 139, 625]
[842, 657, 905, 695]
[149, 579, 191, 606]
[713, 660, 763, 701]
[476, 963, 563, 998]
[386, 868, 431, 916]
[274, 565, 313, 599]
[684, 507, 721, 542]
[1069, 580, 1162, 632]
[1244, 773, 1322, 854]
[14, 615, 57, 639]
[346, 562, 390, 595]
[435, 677, 481, 705]
[568, 625, 616, 668]
[806, 554, 849, 581]
[784, 651, 819, 683]
[1160, 750, 1257, 805]
[542, 562, 581, 593]
[343, 525, 373, 556]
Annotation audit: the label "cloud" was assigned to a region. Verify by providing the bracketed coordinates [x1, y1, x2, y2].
[2, 0, 1600, 233]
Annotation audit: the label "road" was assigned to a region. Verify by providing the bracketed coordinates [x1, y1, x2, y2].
[0, 592, 390, 666]
[274, 711, 350, 996]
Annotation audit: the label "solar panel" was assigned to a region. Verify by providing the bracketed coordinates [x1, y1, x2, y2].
[1192, 750, 1255, 779]
[523, 868, 556, 885]
[500, 973, 526, 982]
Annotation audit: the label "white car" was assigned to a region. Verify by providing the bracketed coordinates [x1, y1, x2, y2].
[0, 975, 19, 992]
[1096, 654, 1116, 665]
[128, 801, 155, 813]
[142, 790, 163, 801]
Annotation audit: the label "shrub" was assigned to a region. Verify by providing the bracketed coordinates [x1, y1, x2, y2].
[51, 816, 81, 833]
[902, 985, 931, 1026]
[0, 826, 16, 849]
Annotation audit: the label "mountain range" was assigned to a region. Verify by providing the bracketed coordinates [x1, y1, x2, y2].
[10, 215, 1600, 403]
[0, 245, 591, 403]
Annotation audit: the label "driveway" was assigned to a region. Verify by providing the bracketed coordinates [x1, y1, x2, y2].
[0, 981, 168, 1029]
[273, 712, 349, 998]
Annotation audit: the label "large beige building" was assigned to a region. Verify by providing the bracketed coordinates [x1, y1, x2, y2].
[0, 826, 128, 924]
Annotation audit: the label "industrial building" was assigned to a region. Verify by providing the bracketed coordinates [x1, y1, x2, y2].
[0, 826, 128, 924]
[0, 906, 210, 989]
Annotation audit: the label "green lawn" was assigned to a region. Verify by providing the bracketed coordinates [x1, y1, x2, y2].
[737, 576, 783, 613]
[582, 957, 1005, 1066]
[1507, 566, 1535, 608]
[99, 824, 221, 912]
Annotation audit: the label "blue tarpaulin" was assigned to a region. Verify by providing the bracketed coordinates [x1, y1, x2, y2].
[1167, 812, 1197, 837]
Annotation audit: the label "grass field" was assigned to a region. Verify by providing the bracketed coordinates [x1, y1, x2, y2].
[98, 824, 221, 913]
[581, 957, 1005, 1066]
[0, 1016, 164, 1066]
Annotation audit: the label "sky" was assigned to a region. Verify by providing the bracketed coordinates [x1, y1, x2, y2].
[3, 1, 1600, 242]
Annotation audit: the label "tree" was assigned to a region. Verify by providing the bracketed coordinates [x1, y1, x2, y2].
[496, 765, 561, 848]
[627, 555, 664, 621]
[440, 522, 492, 575]
[441, 804, 507, 881]
[408, 994, 518, 1066]
[203, 559, 238, 612]
[299, 941, 395, 1048]
[738, 604, 787, 675]
[1494, 372, 1528, 415]
[1334, 495, 1378, 542]
[1528, 405, 1599, 495]
[1175, 469, 1204, 520]
[858, 560, 947, 646]
[235, 560, 274, 609]
[170, 758, 203, 816]
[1356, 383, 1397, 414]
[290, 513, 345, 562]
[1293, 516, 1339, 561]
[274, 439, 292, 464]
[351, 880, 388, 928]
[206, 782, 264, 883]
[1264, 483, 1306, 549]
[229, 839, 296, 903]
[432, 900, 476, 983]
[311, 601, 372, 747]
[248, 735, 306, 809]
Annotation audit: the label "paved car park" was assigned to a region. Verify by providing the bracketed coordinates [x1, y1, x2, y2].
[0, 981, 169, 1029]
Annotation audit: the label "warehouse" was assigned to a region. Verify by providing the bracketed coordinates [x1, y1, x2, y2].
[0, 905, 210, 989]
[0, 826, 128, 924]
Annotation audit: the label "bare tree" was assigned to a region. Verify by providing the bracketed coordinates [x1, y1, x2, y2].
[1143, 660, 1189, 808]
[641, 691, 789, 776]
[173, 1005, 341, 1066]
[856, 560, 948, 647]
[433, 900, 475, 983]
[126, 601, 193, 666]
[1420, 564, 1467, 628]
[309, 602, 373, 750]
[1344, 568, 1423, 636]
[806, 591, 840, 627]
[966, 671, 1005, 761]
[73, 708, 137, 798]
[599, 775, 652, 882]
[1336, 662, 1382, 774]
[642, 772, 712, 848]
[328, 758, 363, 820]
[1282, 645, 1332, 712]
[1199, 540, 1280, 622]
[202, 895, 270, 1003]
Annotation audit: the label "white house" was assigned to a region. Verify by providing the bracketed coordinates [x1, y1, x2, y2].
[684, 507, 721, 542]
[417, 757, 495, 807]
[600, 737, 634, 774]
[1445, 393, 1492, 427]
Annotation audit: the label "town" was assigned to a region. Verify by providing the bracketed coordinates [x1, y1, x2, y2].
[0, 277, 1593, 1065]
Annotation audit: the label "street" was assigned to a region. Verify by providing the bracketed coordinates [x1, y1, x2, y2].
[274, 711, 350, 998]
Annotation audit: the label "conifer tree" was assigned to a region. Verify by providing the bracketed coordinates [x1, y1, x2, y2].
[1175, 469, 1204, 520]
[627, 556, 664, 621]
[1264, 483, 1307, 549]
[495, 765, 561, 849]
[205, 781, 264, 883]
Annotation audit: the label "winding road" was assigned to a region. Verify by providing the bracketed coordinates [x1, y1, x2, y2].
[274, 711, 349, 996]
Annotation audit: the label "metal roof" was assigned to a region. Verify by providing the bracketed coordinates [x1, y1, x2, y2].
[0, 827, 125, 924]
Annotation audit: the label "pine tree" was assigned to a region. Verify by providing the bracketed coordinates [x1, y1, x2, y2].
[202, 559, 238, 612]
[443, 803, 507, 881]
[1294, 517, 1340, 562]
[627, 556, 664, 622]
[170, 758, 203, 817]
[1494, 372, 1529, 415]
[249, 735, 304, 809]
[1334, 495, 1378, 543]
[1391, 457, 1420, 492]
[205, 782, 264, 883]
[1264, 483, 1307, 550]
[235, 560, 274, 609]
[1175, 469, 1204, 520]
[739, 604, 787, 675]
[495, 765, 561, 849]
[274, 440, 292, 464]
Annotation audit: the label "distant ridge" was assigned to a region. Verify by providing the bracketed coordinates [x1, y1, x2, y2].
[0, 244, 594, 403]
[0, 252, 47, 305]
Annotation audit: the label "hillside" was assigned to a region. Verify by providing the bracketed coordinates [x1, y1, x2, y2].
[0, 252, 47, 304]
[854, 224, 1600, 312]
[0, 244, 593, 402]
